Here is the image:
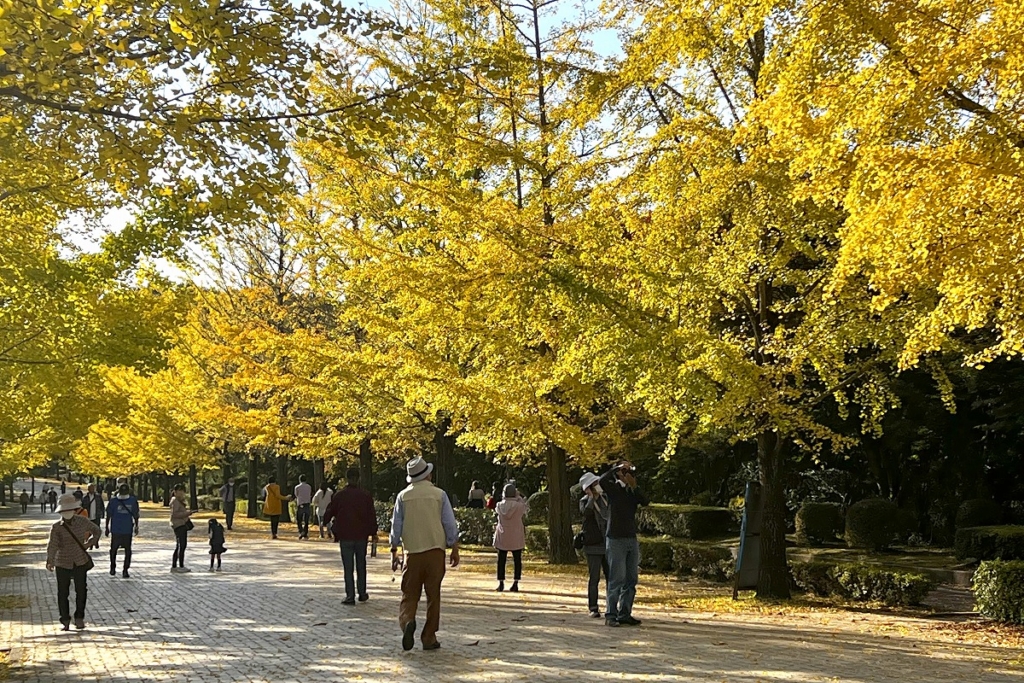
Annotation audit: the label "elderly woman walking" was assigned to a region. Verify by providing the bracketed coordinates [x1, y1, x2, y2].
[46, 493, 101, 631]
[492, 483, 528, 592]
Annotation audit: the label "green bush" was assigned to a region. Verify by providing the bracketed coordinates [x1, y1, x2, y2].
[795, 502, 844, 547]
[973, 560, 1024, 624]
[196, 495, 221, 512]
[454, 508, 496, 546]
[954, 525, 1024, 561]
[525, 491, 548, 526]
[689, 491, 715, 506]
[637, 537, 675, 571]
[525, 525, 549, 553]
[671, 541, 733, 582]
[791, 561, 933, 606]
[637, 503, 737, 540]
[845, 498, 898, 550]
[375, 501, 394, 534]
[956, 499, 1003, 529]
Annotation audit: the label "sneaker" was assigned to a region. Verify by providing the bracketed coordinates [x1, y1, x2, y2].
[358, 594, 369, 603]
[402, 620, 417, 651]
[618, 616, 642, 626]
[605, 617, 620, 628]
[122, 571, 130, 579]
[589, 609, 602, 619]
[209, 567, 216, 572]
[215, 567, 222, 572]
[342, 597, 356, 605]
[74, 618, 85, 630]
[423, 642, 441, 651]
[179, 567, 192, 573]
[170, 567, 180, 573]
[109, 569, 116, 576]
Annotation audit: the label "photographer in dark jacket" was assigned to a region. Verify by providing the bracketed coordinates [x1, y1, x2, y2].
[599, 460, 648, 627]
[579, 472, 609, 619]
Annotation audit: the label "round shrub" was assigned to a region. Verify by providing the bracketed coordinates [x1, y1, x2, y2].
[845, 498, 898, 550]
[525, 525, 549, 553]
[525, 490, 548, 526]
[974, 560, 1024, 624]
[956, 499, 1003, 529]
[795, 502, 844, 547]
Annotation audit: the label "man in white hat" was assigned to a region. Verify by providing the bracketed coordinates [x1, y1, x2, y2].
[390, 456, 459, 652]
[45, 493, 101, 630]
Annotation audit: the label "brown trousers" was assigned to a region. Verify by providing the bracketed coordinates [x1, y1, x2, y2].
[399, 548, 446, 646]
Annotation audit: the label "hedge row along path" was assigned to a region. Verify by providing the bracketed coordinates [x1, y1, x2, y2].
[1, 505, 1021, 682]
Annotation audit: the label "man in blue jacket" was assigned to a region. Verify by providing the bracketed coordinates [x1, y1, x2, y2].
[599, 460, 648, 627]
[105, 483, 140, 578]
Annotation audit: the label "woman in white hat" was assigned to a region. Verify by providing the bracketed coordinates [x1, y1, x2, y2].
[45, 493, 102, 630]
[579, 472, 610, 619]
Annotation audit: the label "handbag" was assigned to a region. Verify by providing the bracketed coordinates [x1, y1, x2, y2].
[61, 521, 95, 572]
[573, 530, 586, 550]
[185, 519, 195, 531]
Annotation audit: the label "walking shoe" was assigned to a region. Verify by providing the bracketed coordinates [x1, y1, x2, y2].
[215, 566, 222, 572]
[60, 619, 71, 632]
[209, 566, 216, 572]
[179, 567, 192, 573]
[509, 581, 519, 592]
[589, 609, 602, 618]
[423, 642, 441, 651]
[605, 617, 620, 627]
[496, 581, 504, 592]
[402, 620, 417, 651]
[109, 568, 116, 576]
[74, 618, 85, 630]
[358, 594, 369, 602]
[342, 597, 356, 605]
[170, 567, 180, 573]
[618, 616, 642, 626]
[122, 571, 130, 579]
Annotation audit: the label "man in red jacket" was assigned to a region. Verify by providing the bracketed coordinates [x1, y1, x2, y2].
[324, 468, 378, 605]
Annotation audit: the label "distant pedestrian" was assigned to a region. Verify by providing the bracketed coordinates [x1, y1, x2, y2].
[294, 475, 313, 540]
[81, 485, 104, 547]
[390, 456, 459, 652]
[60, 480, 67, 494]
[208, 519, 227, 572]
[600, 461, 648, 627]
[579, 472, 609, 618]
[19, 490, 29, 513]
[485, 482, 501, 510]
[170, 484, 194, 573]
[312, 482, 334, 539]
[324, 468, 377, 604]
[219, 477, 237, 531]
[493, 483, 528, 592]
[73, 487, 83, 502]
[46, 493, 101, 631]
[40, 488, 49, 513]
[48, 489, 58, 512]
[262, 476, 291, 540]
[467, 481, 486, 509]
[106, 483, 139, 578]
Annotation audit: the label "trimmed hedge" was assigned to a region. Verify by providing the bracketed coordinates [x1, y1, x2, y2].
[795, 502, 844, 547]
[845, 498, 898, 550]
[636, 503, 737, 540]
[454, 508, 496, 546]
[525, 525, 549, 553]
[954, 525, 1024, 561]
[375, 501, 393, 534]
[671, 541, 733, 582]
[956, 499, 1003, 529]
[791, 561, 933, 606]
[973, 560, 1024, 624]
[638, 537, 675, 572]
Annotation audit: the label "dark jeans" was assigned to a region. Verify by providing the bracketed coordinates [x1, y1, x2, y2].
[56, 565, 88, 623]
[339, 539, 368, 599]
[497, 549, 522, 582]
[223, 501, 235, 530]
[20, 502, 27, 513]
[317, 512, 331, 538]
[110, 533, 133, 572]
[172, 525, 188, 567]
[269, 514, 280, 537]
[296, 504, 311, 537]
[586, 552, 609, 612]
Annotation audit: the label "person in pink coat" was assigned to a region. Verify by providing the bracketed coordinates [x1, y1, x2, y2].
[492, 483, 529, 592]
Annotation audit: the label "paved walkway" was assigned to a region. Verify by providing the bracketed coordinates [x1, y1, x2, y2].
[1, 505, 1022, 682]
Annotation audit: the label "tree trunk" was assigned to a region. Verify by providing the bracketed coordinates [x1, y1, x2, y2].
[0, 480, 6, 506]
[313, 458, 325, 492]
[433, 417, 457, 500]
[247, 454, 259, 518]
[188, 465, 199, 512]
[546, 444, 577, 564]
[359, 438, 374, 496]
[276, 455, 290, 523]
[163, 473, 171, 507]
[141, 474, 149, 502]
[30, 476, 35, 502]
[756, 432, 791, 599]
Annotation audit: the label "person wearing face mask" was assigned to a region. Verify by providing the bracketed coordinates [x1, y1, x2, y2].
[169, 484, 194, 573]
[106, 483, 140, 577]
[45, 493, 102, 631]
[579, 472, 610, 619]
[218, 477, 237, 531]
[599, 461, 649, 627]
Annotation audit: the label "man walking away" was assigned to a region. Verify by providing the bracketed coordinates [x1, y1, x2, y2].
[312, 481, 334, 539]
[599, 460, 648, 628]
[81, 485, 104, 547]
[106, 483, 140, 578]
[219, 477, 237, 531]
[294, 475, 313, 540]
[48, 489, 58, 512]
[41, 488, 49, 513]
[20, 489, 29, 513]
[390, 456, 459, 652]
[324, 468, 377, 604]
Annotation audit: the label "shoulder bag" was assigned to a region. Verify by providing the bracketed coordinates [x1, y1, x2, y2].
[61, 521, 95, 571]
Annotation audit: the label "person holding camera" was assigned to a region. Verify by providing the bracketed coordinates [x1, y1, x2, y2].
[578, 472, 609, 618]
[599, 460, 648, 627]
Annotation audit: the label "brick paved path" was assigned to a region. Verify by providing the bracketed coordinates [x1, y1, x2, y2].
[2, 506, 1021, 682]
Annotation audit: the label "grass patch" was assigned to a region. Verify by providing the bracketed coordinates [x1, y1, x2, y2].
[0, 595, 29, 610]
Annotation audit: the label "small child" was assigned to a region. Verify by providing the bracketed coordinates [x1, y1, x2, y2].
[208, 518, 227, 572]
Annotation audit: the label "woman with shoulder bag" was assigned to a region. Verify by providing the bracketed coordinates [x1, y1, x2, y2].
[579, 473, 610, 619]
[45, 493, 102, 630]
[170, 484, 194, 573]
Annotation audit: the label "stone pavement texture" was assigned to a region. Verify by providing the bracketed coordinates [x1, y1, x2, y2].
[2, 505, 1022, 683]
